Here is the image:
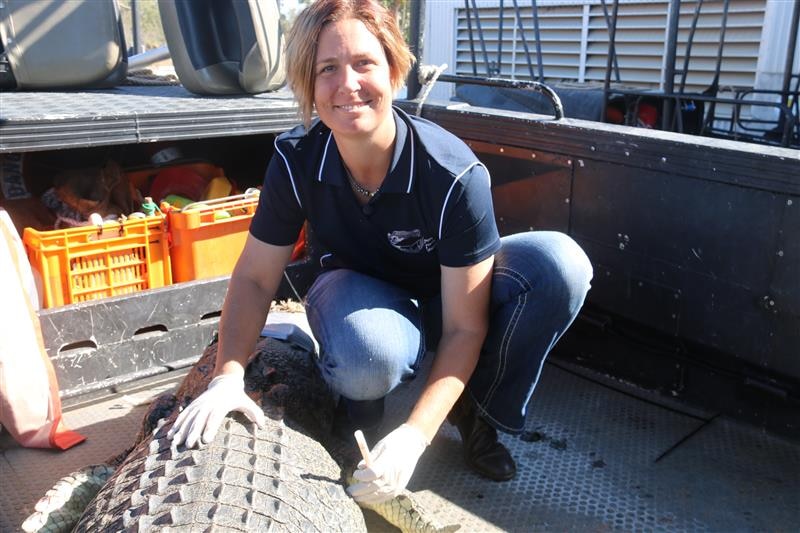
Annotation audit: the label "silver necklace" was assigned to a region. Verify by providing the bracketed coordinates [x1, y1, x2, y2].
[344, 165, 379, 198]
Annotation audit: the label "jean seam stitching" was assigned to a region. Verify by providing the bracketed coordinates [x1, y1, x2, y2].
[412, 301, 426, 372]
[484, 290, 525, 407]
[495, 265, 532, 290]
[481, 266, 531, 409]
[304, 301, 326, 358]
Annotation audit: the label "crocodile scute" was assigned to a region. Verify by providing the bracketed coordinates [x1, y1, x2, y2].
[73, 337, 367, 532]
[27, 333, 460, 533]
[74, 414, 364, 531]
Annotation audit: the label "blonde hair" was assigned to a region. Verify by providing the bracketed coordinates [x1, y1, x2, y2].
[285, 0, 415, 128]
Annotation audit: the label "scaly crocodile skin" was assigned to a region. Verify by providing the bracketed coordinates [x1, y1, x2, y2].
[24, 336, 459, 533]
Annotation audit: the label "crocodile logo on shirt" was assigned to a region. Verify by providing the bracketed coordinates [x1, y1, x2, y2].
[387, 229, 437, 253]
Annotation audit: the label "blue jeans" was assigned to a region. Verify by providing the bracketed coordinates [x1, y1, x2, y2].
[304, 231, 593, 434]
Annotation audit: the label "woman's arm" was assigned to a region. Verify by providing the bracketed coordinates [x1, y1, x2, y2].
[348, 255, 495, 503]
[406, 254, 494, 442]
[167, 235, 294, 447]
[215, 235, 296, 376]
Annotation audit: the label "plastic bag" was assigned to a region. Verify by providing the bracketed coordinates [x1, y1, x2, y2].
[0, 208, 85, 449]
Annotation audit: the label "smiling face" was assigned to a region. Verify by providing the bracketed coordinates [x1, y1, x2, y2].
[313, 18, 395, 144]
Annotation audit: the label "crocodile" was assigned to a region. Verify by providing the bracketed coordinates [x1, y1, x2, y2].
[23, 330, 459, 533]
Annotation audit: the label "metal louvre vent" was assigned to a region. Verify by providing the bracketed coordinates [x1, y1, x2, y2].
[455, 3, 586, 81]
[671, 0, 765, 91]
[585, 1, 671, 86]
[455, 0, 766, 94]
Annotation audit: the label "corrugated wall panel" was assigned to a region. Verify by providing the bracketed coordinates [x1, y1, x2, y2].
[455, 3, 586, 81]
[453, 0, 766, 92]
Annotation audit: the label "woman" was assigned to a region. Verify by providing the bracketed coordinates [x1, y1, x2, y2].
[169, 0, 593, 505]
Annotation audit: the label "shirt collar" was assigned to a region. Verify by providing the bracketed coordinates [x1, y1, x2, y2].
[316, 107, 415, 194]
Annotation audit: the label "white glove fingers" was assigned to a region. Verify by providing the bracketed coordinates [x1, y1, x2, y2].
[168, 405, 200, 446]
[351, 466, 380, 483]
[200, 425, 220, 446]
[347, 423, 428, 503]
[202, 407, 229, 445]
[358, 492, 395, 505]
[239, 396, 267, 428]
[168, 403, 192, 439]
[184, 408, 213, 449]
[352, 484, 397, 505]
[167, 373, 254, 449]
[346, 481, 377, 499]
[347, 481, 395, 503]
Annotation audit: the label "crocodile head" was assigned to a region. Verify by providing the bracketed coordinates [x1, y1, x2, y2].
[132, 335, 336, 454]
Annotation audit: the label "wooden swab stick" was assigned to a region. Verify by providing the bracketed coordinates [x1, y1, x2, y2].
[353, 430, 373, 468]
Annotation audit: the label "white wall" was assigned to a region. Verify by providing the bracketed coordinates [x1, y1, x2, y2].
[752, 0, 800, 121]
[422, 0, 460, 102]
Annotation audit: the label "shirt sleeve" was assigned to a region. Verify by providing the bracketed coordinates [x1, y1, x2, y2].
[249, 151, 305, 246]
[437, 163, 502, 267]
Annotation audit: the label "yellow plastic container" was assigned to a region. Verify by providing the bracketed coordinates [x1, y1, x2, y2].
[23, 216, 172, 308]
[168, 194, 258, 283]
[203, 176, 233, 200]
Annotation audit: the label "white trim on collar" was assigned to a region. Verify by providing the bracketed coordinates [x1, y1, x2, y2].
[318, 132, 333, 183]
[406, 125, 415, 193]
[315, 113, 414, 193]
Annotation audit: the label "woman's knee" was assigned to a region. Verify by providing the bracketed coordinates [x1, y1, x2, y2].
[494, 231, 593, 307]
[319, 334, 416, 400]
[305, 271, 423, 400]
[542, 232, 593, 299]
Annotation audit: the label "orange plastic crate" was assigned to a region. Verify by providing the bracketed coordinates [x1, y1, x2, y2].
[168, 194, 258, 283]
[23, 217, 171, 308]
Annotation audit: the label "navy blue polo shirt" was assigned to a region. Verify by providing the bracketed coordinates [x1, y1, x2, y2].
[250, 107, 501, 297]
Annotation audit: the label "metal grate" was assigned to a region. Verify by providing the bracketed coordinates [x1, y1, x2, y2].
[383, 356, 800, 532]
[2, 345, 798, 532]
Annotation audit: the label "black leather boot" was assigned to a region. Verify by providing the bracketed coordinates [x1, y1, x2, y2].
[447, 393, 517, 481]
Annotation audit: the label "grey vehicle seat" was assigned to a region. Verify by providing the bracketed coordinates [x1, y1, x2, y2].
[158, 0, 285, 95]
[0, 0, 127, 90]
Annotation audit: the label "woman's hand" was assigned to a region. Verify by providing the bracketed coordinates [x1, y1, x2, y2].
[167, 374, 266, 448]
[167, 237, 294, 449]
[347, 424, 429, 504]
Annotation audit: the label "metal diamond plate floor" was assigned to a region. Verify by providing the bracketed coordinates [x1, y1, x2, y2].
[0, 377, 181, 531]
[384, 359, 800, 532]
[2, 342, 798, 532]
[0, 86, 299, 152]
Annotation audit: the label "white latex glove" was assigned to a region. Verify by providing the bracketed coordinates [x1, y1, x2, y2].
[167, 374, 265, 448]
[347, 423, 429, 504]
